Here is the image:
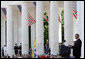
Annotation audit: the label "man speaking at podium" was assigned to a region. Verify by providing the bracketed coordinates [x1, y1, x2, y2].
[68, 34, 82, 58]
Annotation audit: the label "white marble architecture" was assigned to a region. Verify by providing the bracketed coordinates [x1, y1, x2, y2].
[49, 1, 59, 55]
[64, 1, 74, 46]
[7, 5, 14, 57]
[21, 2, 29, 54]
[13, 6, 19, 45]
[36, 1, 44, 55]
[1, 10, 5, 55]
[58, 8, 63, 43]
[64, 1, 74, 56]
[73, 1, 81, 41]
[80, 1, 84, 58]
[1, 1, 84, 58]
[30, 7, 36, 49]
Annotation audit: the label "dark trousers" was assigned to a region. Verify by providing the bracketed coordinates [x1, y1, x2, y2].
[15, 50, 18, 55]
[74, 56, 80, 58]
[19, 50, 22, 55]
[2, 52, 4, 56]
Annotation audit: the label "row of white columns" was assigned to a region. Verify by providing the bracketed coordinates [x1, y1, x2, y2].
[2, 1, 84, 58]
[6, 1, 59, 56]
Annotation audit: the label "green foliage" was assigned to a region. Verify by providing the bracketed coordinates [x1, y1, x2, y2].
[43, 10, 65, 45]
[61, 10, 64, 25]
[44, 12, 49, 45]
[61, 10, 65, 43]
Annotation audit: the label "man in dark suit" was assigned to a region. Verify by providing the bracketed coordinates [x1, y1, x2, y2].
[18, 43, 22, 55]
[68, 34, 82, 58]
[14, 43, 18, 55]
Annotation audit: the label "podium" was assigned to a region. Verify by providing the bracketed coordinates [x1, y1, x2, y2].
[59, 44, 71, 57]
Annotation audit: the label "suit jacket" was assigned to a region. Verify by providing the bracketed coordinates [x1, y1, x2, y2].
[14, 46, 18, 51]
[72, 39, 82, 57]
[19, 45, 21, 51]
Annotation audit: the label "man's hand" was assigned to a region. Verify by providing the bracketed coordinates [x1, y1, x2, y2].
[68, 45, 72, 48]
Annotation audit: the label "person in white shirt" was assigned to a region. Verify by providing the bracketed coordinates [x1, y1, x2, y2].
[3, 44, 7, 57]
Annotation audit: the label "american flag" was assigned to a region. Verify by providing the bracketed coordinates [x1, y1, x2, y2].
[58, 15, 61, 23]
[2, 8, 7, 19]
[73, 1, 77, 19]
[28, 12, 36, 26]
[17, 5, 36, 26]
[43, 13, 61, 23]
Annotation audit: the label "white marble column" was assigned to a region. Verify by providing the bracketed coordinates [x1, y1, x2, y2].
[73, 1, 84, 58]
[80, 1, 84, 58]
[31, 24, 36, 49]
[36, 1, 44, 55]
[64, 1, 74, 46]
[64, 1, 73, 56]
[7, 5, 14, 57]
[1, 10, 5, 56]
[58, 8, 62, 43]
[73, 1, 81, 41]
[21, 2, 29, 54]
[13, 6, 18, 45]
[49, 1, 59, 55]
[17, 10, 21, 45]
[59, 17, 62, 43]
[31, 7, 36, 49]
